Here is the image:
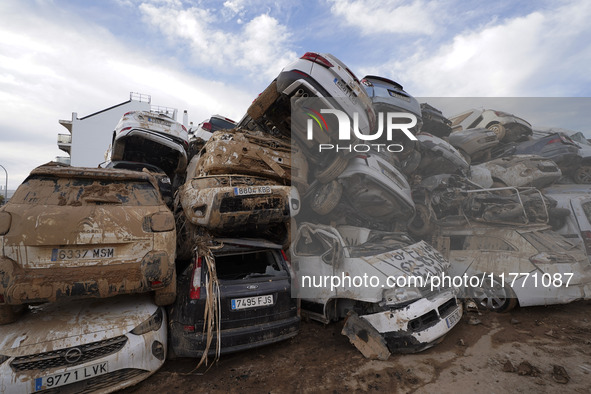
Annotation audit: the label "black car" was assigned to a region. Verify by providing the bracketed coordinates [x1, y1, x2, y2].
[491, 132, 581, 176]
[104, 160, 173, 208]
[168, 239, 299, 358]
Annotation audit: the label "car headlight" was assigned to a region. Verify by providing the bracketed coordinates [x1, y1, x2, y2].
[131, 308, 163, 335]
[382, 287, 422, 305]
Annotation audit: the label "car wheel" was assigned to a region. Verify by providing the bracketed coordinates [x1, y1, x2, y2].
[573, 165, 591, 184]
[487, 123, 506, 141]
[470, 274, 517, 313]
[310, 180, 342, 215]
[247, 80, 280, 120]
[0, 304, 17, 325]
[408, 204, 434, 237]
[548, 207, 571, 230]
[315, 154, 349, 183]
[154, 269, 177, 306]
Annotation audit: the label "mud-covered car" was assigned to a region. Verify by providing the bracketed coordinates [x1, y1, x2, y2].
[110, 110, 189, 185]
[447, 128, 499, 164]
[449, 108, 532, 142]
[0, 294, 166, 393]
[291, 223, 462, 355]
[168, 239, 299, 358]
[473, 155, 562, 188]
[0, 162, 177, 324]
[432, 224, 591, 312]
[176, 170, 299, 239]
[191, 114, 236, 142]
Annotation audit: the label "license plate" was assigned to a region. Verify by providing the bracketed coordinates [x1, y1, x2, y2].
[388, 90, 411, 102]
[35, 362, 108, 391]
[233, 186, 272, 196]
[51, 247, 114, 261]
[445, 307, 461, 329]
[231, 295, 274, 310]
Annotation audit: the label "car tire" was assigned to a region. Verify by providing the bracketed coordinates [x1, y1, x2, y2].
[408, 204, 434, 237]
[470, 274, 517, 313]
[315, 154, 349, 184]
[154, 270, 177, 306]
[573, 165, 591, 184]
[548, 207, 571, 230]
[0, 304, 17, 325]
[247, 80, 280, 120]
[487, 122, 506, 141]
[310, 180, 342, 216]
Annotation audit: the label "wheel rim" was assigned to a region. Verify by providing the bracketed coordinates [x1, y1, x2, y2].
[487, 123, 506, 140]
[471, 277, 509, 311]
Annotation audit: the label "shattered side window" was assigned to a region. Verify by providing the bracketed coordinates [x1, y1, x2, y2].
[11, 176, 161, 206]
[295, 231, 333, 256]
[461, 236, 516, 251]
[214, 250, 286, 280]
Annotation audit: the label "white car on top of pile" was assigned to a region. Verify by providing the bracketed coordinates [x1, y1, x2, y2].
[0, 294, 166, 393]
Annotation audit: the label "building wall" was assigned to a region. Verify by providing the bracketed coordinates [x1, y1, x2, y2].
[69, 100, 150, 167]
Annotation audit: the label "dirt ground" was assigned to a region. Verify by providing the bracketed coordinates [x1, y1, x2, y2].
[123, 300, 591, 393]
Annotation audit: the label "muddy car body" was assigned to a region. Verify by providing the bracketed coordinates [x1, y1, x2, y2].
[168, 239, 299, 358]
[191, 114, 236, 142]
[447, 128, 499, 164]
[473, 155, 562, 188]
[194, 129, 307, 188]
[176, 170, 299, 237]
[111, 111, 189, 182]
[449, 108, 532, 142]
[432, 224, 591, 312]
[415, 132, 470, 176]
[534, 128, 591, 184]
[291, 223, 462, 353]
[492, 132, 581, 176]
[337, 154, 415, 226]
[0, 163, 177, 322]
[0, 294, 166, 393]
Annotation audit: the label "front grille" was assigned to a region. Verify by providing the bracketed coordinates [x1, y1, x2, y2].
[38, 368, 148, 394]
[11, 336, 128, 372]
[219, 196, 284, 213]
[408, 310, 438, 331]
[438, 298, 458, 318]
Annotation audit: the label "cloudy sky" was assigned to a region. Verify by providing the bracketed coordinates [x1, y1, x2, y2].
[1, 0, 590, 190]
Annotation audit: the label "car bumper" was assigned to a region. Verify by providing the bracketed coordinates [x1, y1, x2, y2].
[179, 179, 291, 231]
[0, 252, 175, 304]
[0, 315, 167, 394]
[361, 290, 462, 353]
[169, 315, 300, 358]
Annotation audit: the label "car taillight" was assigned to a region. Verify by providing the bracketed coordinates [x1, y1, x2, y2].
[119, 126, 132, 133]
[149, 212, 174, 232]
[123, 111, 135, 116]
[581, 231, 591, 255]
[190, 256, 203, 300]
[301, 52, 333, 68]
[202, 122, 212, 131]
[0, 212, 11, 235]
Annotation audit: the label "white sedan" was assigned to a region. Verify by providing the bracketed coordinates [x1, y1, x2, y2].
[0, 294, 166, 393]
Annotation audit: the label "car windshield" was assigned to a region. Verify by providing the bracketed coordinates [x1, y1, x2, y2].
[11, 175, 161, 206]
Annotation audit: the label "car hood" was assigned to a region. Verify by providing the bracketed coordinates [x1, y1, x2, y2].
[0, 295, 158, 357]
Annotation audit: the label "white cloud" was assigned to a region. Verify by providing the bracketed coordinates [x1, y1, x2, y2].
[138, 3, 297, 80]
[328, 0, 440, 35]
[363, 0, 591, 97]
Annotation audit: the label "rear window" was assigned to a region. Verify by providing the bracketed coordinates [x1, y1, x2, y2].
[11, 175, 161, 206]
[210, 117, 236, 131]
[215, 249, 287, 280]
